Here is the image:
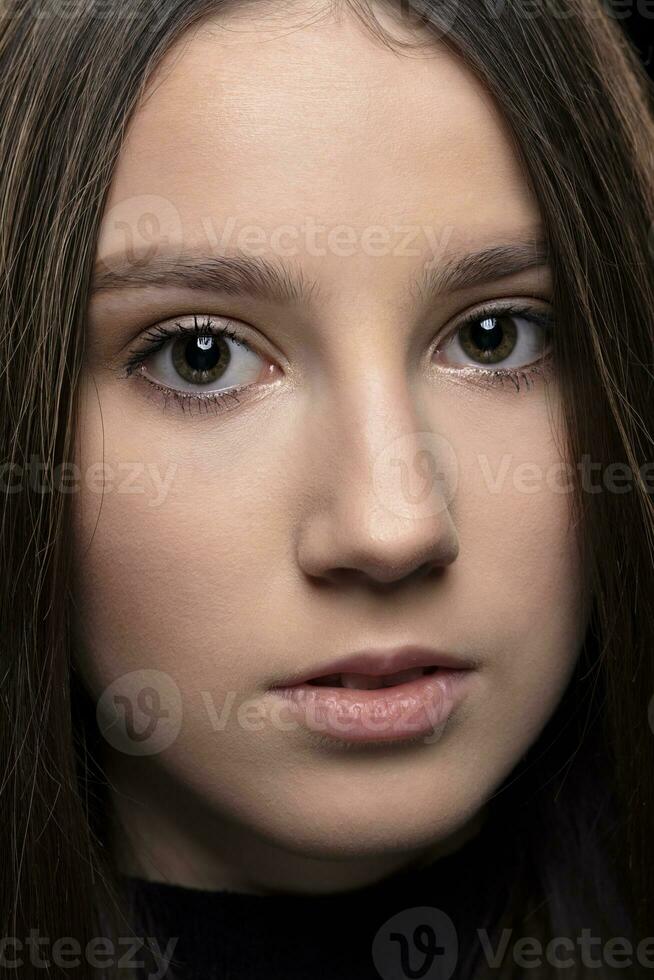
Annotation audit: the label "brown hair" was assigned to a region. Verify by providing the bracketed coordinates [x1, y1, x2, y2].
[1, 0, 653, 977]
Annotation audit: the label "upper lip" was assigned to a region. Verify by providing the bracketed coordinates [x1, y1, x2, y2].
[270, 644, 479, 688]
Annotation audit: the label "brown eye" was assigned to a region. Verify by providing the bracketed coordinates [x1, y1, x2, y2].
[137, 317, 267, 395]
[171, 333, 233, 386]
[434, 307, 553, 372]
[458, 315, 518, 365]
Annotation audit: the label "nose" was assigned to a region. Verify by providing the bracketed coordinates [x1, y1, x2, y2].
[296, 386, 459, 592]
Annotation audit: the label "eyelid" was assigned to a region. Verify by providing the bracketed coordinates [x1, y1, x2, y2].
[120, 313, 280, 380]
[430, 297, 555, 375]
[438, 296, 554, 345]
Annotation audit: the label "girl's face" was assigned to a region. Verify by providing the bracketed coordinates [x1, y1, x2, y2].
[73, 2, 590, 893]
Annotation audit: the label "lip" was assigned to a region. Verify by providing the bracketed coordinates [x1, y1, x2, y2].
[269, 644, 479, 688]
[269, 667, 475, 743]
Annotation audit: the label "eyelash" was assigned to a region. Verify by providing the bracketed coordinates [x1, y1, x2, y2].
[122, 315, 256, 417]
[121, 303, 555, 416]
[438, 300, 555, 394]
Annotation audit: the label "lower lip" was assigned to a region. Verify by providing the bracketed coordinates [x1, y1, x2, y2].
[269, 668, 475, 744]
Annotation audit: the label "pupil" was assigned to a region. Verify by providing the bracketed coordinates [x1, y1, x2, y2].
[185, 336, 221, 372]
[471, 317, 502, 352]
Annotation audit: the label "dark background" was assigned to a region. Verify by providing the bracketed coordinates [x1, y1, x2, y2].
[613, 3, 653, 81]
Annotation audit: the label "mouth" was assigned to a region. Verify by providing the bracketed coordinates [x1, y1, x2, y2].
[269, 664, 475, 744]
[304, 665, 441, 690]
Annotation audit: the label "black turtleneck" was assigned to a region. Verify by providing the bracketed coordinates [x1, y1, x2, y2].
[120, 819, 513, 980]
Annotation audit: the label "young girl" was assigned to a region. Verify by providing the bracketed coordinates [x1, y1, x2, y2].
[1, 0, 652, 977]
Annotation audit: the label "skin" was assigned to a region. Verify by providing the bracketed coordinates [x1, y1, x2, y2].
[72, 1, 591, 895]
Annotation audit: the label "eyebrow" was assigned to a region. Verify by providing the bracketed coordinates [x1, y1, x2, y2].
[91, 236, 550, 305]
[413, 236, 550, 302]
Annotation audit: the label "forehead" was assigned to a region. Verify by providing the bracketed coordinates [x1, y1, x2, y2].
[99, 3, 540, 278]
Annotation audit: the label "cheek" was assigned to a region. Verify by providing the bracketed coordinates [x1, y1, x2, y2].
[437, 380, 590, 750]
[70, 376, 292, 701]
